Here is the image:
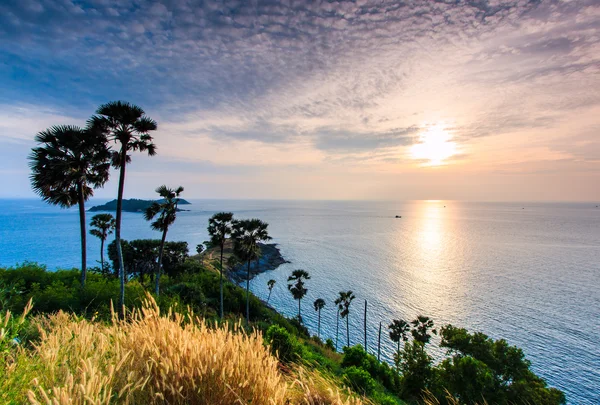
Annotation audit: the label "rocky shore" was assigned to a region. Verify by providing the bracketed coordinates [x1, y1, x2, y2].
[202, 239, 289, 283]
[227, 243, 289, 283]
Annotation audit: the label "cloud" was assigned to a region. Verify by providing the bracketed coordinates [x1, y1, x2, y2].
[0, 0, 598, 199]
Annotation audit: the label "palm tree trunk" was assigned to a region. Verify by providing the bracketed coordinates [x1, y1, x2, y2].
[318, 310, 321, 339]
[267, 289, 272, 305]
[298, 298, 301, 322]
[156, 228, 167, 296]
[335, 309, 339, 351]
[116, 147, 127, 313]
[377, 321, 382, 362]
[100, 238, 105, 273]
[364, 300, 367, 351]
[219, 243, 224, 319]
[77, 182, 87, 288]
[245, 259, 251, 323]
[346, 315, 350, 348]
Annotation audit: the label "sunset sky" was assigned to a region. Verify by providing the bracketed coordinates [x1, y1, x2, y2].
[1, 0, 599, 201]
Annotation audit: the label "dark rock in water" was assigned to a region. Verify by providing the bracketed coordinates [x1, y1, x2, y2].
[228, 243, 289, 282]
[89, 198, 191, 213]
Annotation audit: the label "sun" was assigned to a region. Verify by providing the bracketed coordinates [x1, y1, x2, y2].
[410, 126, 457, 166]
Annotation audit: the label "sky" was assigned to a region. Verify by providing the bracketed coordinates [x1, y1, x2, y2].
[0, 0, 599, 201]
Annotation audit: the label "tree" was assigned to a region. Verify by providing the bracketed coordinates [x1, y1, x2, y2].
[437, 325, 566, 405]
[336, 290, 356, 348]
[389, 319, 410, 371]
[411, 315, 437, 344]
[89, 213, 116, 273]
[207, 212, 234, 319]
[313, 298, 325, 339]
[144, 185, 184, 295]
[29, 125, 110, 287]
[267, 279, 276, 305]
[389, 319, 411, 353]
[231, 218, 271, 323]
[88, 101, 157, 310]
[287, 269, 310, 322]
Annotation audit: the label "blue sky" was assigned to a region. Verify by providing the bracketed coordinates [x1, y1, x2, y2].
[1, 0, 599, 200]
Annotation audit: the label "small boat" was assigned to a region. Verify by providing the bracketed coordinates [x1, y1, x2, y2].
[395, 215, 402, 218]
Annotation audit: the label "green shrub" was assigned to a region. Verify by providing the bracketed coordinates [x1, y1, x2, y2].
[343, 366, 377, 395]
[265, 324, 300, 363]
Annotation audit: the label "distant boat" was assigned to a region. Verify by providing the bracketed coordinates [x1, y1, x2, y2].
[395, 215, 402, 218]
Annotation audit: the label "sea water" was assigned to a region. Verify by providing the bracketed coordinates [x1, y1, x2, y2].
[0, 199, 598, 404]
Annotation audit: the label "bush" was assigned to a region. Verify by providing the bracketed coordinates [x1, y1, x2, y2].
[343, 366, 377, 395]
[342, 345, 400, 393]
[265, 324, 301, 363]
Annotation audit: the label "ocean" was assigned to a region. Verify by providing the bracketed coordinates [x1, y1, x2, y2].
[0, 199, 598, 404]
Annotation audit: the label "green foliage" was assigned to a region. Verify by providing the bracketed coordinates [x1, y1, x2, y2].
[397, 341, 434, 400]
[343, 366, 377, 395]
[341, 345, 400, 393]
[107, 239, 189, 280]
[265, 324, 301, 363]
[434, 325, 566, 405]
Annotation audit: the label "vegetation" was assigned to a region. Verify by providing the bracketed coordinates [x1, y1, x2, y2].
[29, 125, 110, 287]
[1, 295, 369, 405]
[0, 259, 566, 405]
[143, 185, 184, 295]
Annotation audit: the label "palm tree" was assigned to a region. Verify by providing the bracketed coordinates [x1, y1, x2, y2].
[90, 213, 116, 273]
[267, 279, 276, 305]
[313, 298, 326, 339]
[287, 269, 310, 322]
[389, 319, 410, 353]
[410, 315, 437, 344]
[29, 125, 110, 287]
[88, 101, 157, 310]
[144, 185, 184, 296]
[336, 290, 356, 348]
[207, 212, 234, 319]
[232, 218, 271, 323]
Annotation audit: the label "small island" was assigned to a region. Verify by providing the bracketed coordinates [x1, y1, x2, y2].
[89, 198, 191, 213]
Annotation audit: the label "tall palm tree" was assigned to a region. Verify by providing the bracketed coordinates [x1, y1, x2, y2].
[287, 269, 310, 322]
[207, 212, 234, 319]
[144, 185, 184, 295]
[29, 125, 110, 287]
[90, 213, 116, 273]
[336, 290, 356, 348]
[389, 319, 410, 353]
[232, 218, 271, 323]
[389, 319, 410, 372]
[267, 279, 276, 305]
[88, 101, 157, 310]
[410, 315, 437, 344]
[313, 298, 326, 339]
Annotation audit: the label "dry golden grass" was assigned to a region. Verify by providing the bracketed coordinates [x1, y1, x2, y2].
[2, 295, 369, 405]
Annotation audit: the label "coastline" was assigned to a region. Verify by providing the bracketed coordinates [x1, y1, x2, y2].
[228, 243, 289, 283]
